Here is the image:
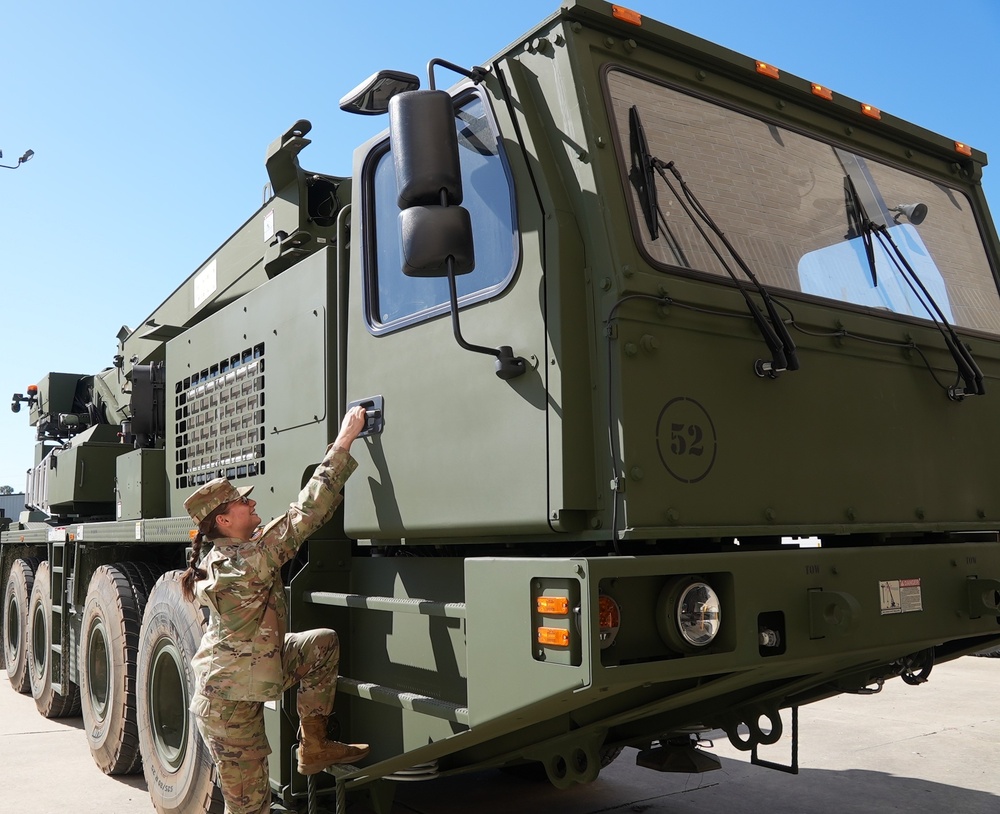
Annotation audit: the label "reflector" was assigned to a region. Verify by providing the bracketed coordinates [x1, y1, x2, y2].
[537, 596, 570, 615]
[537, 627, 570, 646]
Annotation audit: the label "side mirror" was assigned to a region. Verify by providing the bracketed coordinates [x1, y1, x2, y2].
[388, 89, 526, 380]
[339, 70, 421, 116]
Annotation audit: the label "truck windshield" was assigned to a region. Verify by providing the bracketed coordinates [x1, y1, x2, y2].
[363, 92, 518, 335]
[607, 70, 1000, 335]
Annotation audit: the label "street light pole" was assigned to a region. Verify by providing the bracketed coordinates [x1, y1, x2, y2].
[0, 148, 34, 170]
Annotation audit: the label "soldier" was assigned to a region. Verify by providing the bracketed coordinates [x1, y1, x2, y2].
[181, 405, 370, 814]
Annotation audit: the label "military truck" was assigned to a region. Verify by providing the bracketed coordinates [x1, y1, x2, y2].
[4, 1, 1000, 811]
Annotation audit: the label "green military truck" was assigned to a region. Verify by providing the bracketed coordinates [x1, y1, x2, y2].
[4, 1, 1000, 811]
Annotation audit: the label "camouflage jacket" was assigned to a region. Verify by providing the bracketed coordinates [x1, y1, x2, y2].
[191, 446, 358, 701]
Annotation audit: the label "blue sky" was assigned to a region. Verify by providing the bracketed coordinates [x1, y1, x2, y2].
[1, 0, 998, 492]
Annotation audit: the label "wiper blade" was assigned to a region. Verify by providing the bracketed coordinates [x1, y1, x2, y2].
[872, 225, 985, 398]
[628, 106, 690, 266]
[844, 175, 878, 287]
[840, 167, 981, 398]
[628, 105, 659, 240]
[656, 159, 799, 376]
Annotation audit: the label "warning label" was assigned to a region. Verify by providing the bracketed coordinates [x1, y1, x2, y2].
[879, 578, 923, 615]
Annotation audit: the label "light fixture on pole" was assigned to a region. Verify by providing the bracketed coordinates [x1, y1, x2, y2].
[0, 148, 34, 170]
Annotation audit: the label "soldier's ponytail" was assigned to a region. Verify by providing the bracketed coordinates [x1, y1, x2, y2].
[180, 528, 210, 601]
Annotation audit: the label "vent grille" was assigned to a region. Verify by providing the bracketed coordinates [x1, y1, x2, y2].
[174, 343, 266, 489]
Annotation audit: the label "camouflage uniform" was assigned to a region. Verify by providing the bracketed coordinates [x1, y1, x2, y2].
[184, 445, 357, 814]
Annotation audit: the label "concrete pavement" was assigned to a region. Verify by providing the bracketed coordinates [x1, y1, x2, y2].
[0, 683, 146, 813]
[1, 656, 997, 813]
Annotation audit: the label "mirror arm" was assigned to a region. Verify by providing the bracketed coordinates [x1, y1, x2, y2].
[427, 58, 488, 90]
[445, 258, 526, 380]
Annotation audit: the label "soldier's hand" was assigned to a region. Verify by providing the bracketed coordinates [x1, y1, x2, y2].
[333, 405, 368, 451]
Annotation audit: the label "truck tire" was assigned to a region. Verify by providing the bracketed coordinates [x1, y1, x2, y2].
[117, 560, 165, 608]
[4, 557, 40, 693]
[80, 564, 144, 774]
[137, 571, 223, 814]
[27, 560, 82, 717]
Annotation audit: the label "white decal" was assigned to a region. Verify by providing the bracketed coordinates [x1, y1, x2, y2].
[880, 578, 923, 615]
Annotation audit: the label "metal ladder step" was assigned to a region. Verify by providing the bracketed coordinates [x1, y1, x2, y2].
[337, 677, 469, 725]
[303, 590, 466, 619]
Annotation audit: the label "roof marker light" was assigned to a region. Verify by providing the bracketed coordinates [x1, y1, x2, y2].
[811, 83, 833, 101]
[612, 5, 642, 25]
[755, 61, 780, 80]
[860, 103, 881, 120]
[955, 141, 973, 157]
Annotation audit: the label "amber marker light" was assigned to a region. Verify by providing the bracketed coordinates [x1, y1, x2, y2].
[755, 61, 780, 80]
[860, 103, 881, 120]
[27, 384, 38, 395]
[612, 5, 642, 25]
[537, 627, 570, 646]
[537, 596, 570, 615]
[811, 83, 833, 101]
[955, 141, 973, 157]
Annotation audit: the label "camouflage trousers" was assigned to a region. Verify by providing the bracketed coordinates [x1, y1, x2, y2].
[192, 628, 341, 814]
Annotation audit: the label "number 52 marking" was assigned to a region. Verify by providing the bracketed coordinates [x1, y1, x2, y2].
[670, 423, 704, 457]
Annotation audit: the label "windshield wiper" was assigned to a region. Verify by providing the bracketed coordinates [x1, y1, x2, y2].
[627, 107, 797, 377]
[628, 106, 689, 267]
[628, 105, 658, 239]
[873, 225, 985, 398]
[844, 175, 878, 287]
[841, 171, 983, 399]
[660, 159, 799, 377]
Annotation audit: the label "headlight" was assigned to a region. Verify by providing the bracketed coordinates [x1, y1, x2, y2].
[676, 581, 721, 646]
[656, 576, 721, 651]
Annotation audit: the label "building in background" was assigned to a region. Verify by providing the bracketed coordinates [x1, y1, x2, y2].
[0, 492, 26, 528]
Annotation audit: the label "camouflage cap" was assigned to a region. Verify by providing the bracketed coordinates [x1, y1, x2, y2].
[184, 477, 254, 525]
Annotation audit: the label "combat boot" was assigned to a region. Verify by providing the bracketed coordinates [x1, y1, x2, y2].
[297, 715, 370, 775]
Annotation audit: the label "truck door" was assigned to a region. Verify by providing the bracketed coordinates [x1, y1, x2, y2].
[344, 87, 550, 541]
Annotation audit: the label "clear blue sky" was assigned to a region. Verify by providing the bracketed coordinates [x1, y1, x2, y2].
[1, 0, 998, 492]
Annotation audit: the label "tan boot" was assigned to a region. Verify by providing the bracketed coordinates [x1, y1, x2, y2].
[297, 715, 370, 775]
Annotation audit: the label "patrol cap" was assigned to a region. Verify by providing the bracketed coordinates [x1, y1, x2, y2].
[184, 477, 254, 525]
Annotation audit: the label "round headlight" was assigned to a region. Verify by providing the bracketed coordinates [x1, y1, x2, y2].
[656, 577, 721, 651]
[676, 581, 721, 647]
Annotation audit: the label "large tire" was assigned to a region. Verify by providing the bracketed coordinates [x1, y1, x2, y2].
[117, 561, 165, 608]
[4, 557, 40, 692]
[80, 564, 144, 774]
[137, 571, 223, 814]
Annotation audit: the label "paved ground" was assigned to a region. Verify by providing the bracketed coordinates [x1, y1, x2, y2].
[1, 656, 997, 814]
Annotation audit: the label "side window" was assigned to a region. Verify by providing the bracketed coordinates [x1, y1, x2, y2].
[364, 93, 518, 334]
